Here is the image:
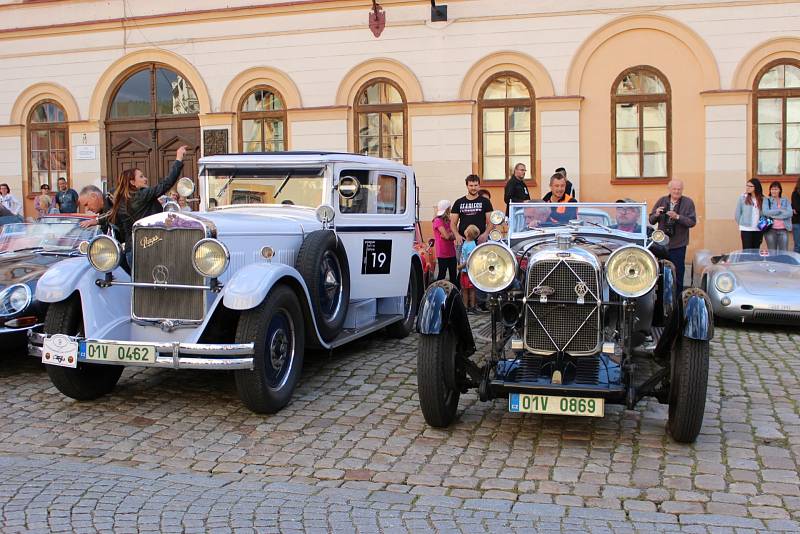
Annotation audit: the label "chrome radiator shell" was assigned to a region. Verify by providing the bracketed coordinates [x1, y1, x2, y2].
[131, 214, 212, 323]
[523, 248, 602, 356]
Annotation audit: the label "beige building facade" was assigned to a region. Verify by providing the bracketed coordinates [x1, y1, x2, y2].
[1, 0, 800, 255]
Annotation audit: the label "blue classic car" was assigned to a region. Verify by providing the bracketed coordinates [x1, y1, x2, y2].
[0, 215, 97, 346]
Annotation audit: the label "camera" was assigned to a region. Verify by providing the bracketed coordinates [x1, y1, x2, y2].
[660, 213, 676, 237]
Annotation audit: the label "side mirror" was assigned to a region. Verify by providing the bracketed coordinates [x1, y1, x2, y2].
[338, 176, 361, 200]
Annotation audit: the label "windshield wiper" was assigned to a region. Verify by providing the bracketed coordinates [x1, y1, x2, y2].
[582, 221, 612, 233]
[216, 170, 237, 199]
[274, 171, 293, 199]
[7, 246, 44, 253]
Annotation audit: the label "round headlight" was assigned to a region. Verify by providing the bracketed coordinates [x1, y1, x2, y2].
[87, 235, 121, 273]
[488, 229, 503, 242]
[467, 243, 516, 293]
[0, 284, 31, 317]
[606, 245, 658, 298]
[193, 239, 229, 278]
[176, 176, 195, 198]
[714, 273, 735, 293]
[489, 210, 506, 226]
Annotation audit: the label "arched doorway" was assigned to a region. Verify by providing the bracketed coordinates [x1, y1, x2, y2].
[105, 63, 200, 189]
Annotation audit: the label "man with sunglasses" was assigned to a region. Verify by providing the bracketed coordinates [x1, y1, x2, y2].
[613, 199, 643, 233]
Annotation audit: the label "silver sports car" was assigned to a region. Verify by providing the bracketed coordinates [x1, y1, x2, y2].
[692, 249, 800, 324]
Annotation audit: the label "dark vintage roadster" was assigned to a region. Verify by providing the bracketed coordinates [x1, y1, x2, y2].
[416, 202, 714, 443]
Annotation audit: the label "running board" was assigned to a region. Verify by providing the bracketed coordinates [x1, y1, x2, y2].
[327, 314, 404, 348]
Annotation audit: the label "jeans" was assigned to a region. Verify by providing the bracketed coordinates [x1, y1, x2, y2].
[764, 228, 789, 251]
[436, 256, 459, 288]
[667, 246, 687, 294]
[740, 230, 763, 250]
[794, 225, 800, 254]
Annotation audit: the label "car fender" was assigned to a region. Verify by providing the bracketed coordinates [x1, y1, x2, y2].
[416, 280, 475, 356]
[223, 262, 309, 310]
[656, 259, 677, 323]
[222, 262, 329, 347]
[682, 288, 714, 341]
[35, 258, 131, 339]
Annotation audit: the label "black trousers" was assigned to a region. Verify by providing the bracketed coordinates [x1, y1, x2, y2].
[740, 230, 763, 250]
[436, 256, 459, 288]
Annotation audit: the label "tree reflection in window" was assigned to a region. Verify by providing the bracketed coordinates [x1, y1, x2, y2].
[109, 64, 199, 119]
[355, 80, 406, 163]
[753, 61, 800, 177]
[612, 67, 671, 179]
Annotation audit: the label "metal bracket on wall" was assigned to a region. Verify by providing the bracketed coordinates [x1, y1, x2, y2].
[431, 0, 447, 22]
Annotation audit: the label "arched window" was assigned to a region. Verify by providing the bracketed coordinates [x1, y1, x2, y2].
[354, 79, 407, 163]
[753, 60, 800, 178]
[109, 64, 199, 118]
[612, 67, 671, 180]
[478, 73, 534, 182]
[28, 101, 68, 190]
[239, 87, 286, 152]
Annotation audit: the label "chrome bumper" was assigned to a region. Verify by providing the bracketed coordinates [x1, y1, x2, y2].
[1, 323, 42, 335]
[28, 332, 255, 370]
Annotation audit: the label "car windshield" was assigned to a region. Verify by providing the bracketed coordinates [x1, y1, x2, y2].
[203, 166, 326, 209]
[713, 249, 800, 266]
[508, 202, 647, 238]
[0, 220, 97, 253]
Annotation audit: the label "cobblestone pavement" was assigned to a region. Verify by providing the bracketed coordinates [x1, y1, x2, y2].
[1, 318, 799, 533]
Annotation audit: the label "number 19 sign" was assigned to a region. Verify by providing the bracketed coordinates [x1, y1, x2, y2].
[361, 239, 392, 275]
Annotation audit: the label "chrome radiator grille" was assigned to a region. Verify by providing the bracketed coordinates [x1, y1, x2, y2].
[524, 258, 601, 355]
[132, 227, 205, 321]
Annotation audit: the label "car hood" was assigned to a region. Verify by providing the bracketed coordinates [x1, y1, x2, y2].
[0, 251, 64, 289]
[728, 262, 800, 296]
[182, 207, 323, 236]
[514, 235, 638, 264]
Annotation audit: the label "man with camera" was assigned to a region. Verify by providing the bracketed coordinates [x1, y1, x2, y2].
[648, 180, 696, 293]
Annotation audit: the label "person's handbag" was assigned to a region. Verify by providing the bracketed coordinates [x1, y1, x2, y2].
[757, 215, 773, 232]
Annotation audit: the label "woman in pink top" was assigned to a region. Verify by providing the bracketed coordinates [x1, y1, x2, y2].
[433, 199, 458, 286]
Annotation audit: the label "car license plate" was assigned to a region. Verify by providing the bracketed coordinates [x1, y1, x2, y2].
[41, 334, 79, 368]
[509, 393, 604, 417]
[81, 342, 156, 364]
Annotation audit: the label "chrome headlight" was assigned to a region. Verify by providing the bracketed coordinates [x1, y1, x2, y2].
[488, 229, 503, 242]
[87, 235, 122, 273]
[0, 284, 31, 317]
[489, 210, 506, 226]
[714, 272, 735, 293]
[467, 243, 516, 293]
[192, 239, 229, 278]
[606, 245, 658, 298]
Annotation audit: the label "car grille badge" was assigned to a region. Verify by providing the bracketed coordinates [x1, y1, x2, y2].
[574, 282, 588, 305]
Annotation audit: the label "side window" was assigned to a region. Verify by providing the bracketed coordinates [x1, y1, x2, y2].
[339, 170, 405, 214]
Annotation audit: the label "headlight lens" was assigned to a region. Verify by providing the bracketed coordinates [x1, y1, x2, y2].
[467, 243, 516, 293]
[488, 229, 503, 242]
[192, 239, 229, 278]
[0, 284, 31, 317]
[87, 235, 121, 273]
[489, 210, 506, 226]
[714, 273, 735, 293]
[606, 245, 658, 298]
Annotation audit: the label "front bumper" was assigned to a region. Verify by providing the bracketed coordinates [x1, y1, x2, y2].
[1, 323, 42, 335]
[28, 332, 255, 370]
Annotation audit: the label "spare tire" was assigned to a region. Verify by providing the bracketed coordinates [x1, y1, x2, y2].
[296, 230, 350, 341]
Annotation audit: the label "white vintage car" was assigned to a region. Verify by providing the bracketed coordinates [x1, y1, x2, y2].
[30, 152, 423, 413]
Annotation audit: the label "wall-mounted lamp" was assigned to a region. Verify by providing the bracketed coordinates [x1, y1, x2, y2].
[431, 0, 447, 22]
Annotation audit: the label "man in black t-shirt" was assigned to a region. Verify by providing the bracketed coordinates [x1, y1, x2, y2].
[451, 174, 493, 246]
